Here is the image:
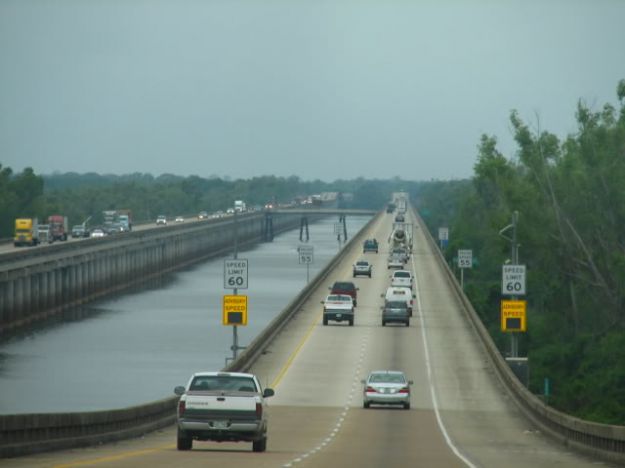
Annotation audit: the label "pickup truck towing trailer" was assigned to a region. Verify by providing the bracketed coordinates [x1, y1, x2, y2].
[174, 372, 274, 452]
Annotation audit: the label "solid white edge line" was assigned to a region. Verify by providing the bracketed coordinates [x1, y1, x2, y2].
[412, 254, 477, 468]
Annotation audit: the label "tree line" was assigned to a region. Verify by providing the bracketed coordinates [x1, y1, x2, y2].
[414, 79, 625, 424]
[0, 170, 415, 237]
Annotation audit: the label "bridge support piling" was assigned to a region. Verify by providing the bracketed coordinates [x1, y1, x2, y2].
[299, 216, 309, 242]
[262, 213, 274, 242]
[339, 214, 347, 241]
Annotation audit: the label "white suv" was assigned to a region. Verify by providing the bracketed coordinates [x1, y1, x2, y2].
[391, 270, 413, 289]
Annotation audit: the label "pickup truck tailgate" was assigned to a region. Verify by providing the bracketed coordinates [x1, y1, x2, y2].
[184, 392, 260, 419]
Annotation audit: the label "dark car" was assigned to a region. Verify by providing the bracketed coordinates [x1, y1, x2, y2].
[363, 239, 379, 253]
[330, 281, 359, 306]
[381, 300, 410, 327]
[71, 225, 90, 238]
[395, 213, 405, 223]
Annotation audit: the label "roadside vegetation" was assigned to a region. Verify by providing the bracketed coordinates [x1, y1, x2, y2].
[415, 79, 625, 424]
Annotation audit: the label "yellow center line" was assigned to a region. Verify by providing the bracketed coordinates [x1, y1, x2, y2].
[52, 444, 175, 468]
[271, 310, 322, 389]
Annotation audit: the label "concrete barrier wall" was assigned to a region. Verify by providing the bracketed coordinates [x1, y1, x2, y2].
[0, 211, 380, 458]
[0, 213, 313, 335]
[412, 207, 625, 464]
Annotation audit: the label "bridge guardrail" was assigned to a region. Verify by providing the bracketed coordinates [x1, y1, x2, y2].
[413, 207, 625, 465]
[0, 211, 381, 458]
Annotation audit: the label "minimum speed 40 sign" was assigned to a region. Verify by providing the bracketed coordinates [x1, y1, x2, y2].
[224, 259, 248, 289]
[502, 265, 526, 295]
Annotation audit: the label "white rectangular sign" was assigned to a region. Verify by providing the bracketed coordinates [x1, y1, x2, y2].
[502, 264, 526, 295]
[224, 259, 248, 289]
[458, 249, 472, 269]
[438, 227, 449, 241]
[298, 245, 314, 264]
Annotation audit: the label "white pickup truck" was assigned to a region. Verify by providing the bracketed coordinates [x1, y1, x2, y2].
[174, 371, 275, 452]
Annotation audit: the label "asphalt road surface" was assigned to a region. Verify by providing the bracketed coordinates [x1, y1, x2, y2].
[1, 210, 606, 467]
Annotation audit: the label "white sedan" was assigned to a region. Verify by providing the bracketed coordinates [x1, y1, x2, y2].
[90, 228, 105, 238]
[362, 370, 413, 409]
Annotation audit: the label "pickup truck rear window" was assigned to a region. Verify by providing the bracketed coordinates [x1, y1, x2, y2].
[190, 376, 258, 392]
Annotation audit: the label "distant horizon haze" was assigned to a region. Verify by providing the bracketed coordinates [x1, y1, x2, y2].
[1, 0, 624, 182]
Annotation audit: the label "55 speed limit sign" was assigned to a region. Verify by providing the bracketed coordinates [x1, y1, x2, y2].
[224, 259, 248, 289]
[458, 249, 472, 269]
[298, 245, 314, 264]
[502, 265, 526, 295]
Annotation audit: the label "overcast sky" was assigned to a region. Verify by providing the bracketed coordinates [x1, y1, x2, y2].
[1, 0, 624, 182]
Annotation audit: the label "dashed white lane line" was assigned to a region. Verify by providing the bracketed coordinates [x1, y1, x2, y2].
[282, 332, 370, 468]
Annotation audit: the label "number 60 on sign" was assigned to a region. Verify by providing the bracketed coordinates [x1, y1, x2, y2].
[502, 265, 526, 295]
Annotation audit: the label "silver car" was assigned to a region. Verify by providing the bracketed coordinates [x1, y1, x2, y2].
[353, 260, 372, 278]
[362, 370, 413, 409]
[387, 254, 404, 269]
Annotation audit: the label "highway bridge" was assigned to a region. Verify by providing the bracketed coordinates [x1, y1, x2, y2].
[1, 206, 624, 467]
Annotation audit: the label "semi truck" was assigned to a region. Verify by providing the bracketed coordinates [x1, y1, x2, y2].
[234, 200, 246, 213]
[14, 218, 39, 247]
[102, 210, 118, 234]
[48, 215, 69, 241]
[117, 209, 132, 231]
[38, 224, 52, 244]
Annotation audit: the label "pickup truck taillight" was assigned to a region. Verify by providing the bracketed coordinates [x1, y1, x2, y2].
[178, 400, 186, 415]
[256, 402, 262, 418]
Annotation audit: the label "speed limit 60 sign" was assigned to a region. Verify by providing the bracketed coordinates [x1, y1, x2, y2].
[502, 265, 526, 295]
[224, 259, 248, 289]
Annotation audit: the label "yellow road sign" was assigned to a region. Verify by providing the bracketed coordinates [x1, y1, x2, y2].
[500, 300, 527, 332]
[223, 295, 248, 326]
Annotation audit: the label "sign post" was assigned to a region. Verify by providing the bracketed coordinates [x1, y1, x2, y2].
[457, 249, 472, 289]
[298, 245, 314, 283]
[438, 227, 449, 250]
[224, 208, 247, 365]
[499, 211, 526, 358]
